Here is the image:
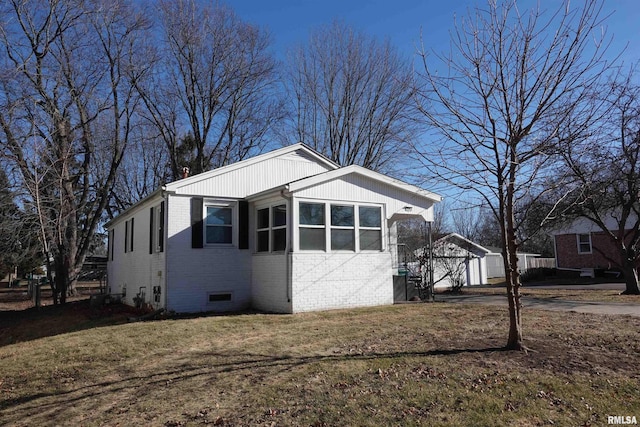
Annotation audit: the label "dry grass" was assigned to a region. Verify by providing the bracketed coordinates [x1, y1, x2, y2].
[464, 285, 640, 303]
[0, 300, 638, 426]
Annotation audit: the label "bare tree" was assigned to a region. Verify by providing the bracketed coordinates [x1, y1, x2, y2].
[415, 0, 612, 350]
[0, 167, 41, 279]
[450, 203, 482, 243]
[432, 247, 469, 292]
[285, 20, 419, 172]
[108, 123, 171, 215]
[130, 0, 282, 181]
[0, 0, 148, 303]
[558, 71, 640, 294]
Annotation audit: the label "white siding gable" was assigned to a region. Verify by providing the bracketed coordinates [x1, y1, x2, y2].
[166, 145, 336, 198]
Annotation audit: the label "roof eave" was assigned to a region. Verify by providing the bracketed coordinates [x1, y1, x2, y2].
[286, 164, 442, 203]
[104, 187, 165, 229]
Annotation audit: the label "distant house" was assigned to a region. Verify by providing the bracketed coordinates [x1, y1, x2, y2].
[551, 214, 637, 276]
[105, 143, 441, 314]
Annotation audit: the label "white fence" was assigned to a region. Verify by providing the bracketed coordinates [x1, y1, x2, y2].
[526, 257, 556, 269]
[486, 253, 556, 278]
[486, 254, 504, 278]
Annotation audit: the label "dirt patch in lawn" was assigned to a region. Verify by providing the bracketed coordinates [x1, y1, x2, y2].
[0, 286, 144, 347]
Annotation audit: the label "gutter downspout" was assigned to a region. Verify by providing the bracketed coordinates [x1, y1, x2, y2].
[282, 188, 293, 309]
[161, 186, 169, 311]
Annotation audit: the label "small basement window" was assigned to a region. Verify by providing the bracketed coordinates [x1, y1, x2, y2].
[208, 293, 232, 302]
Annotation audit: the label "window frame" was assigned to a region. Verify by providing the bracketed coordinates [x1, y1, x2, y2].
[298, 201, 327, 251]
[255, 202, 288, 253]
[256, 206, 270, 253]
[207, 292, 233, 303]
[108, 229, 114, 261]
[124, 218, 134, 253]
[577, 233, 592, 254]
[296, 200, 384, 253]
[154, 207, 160, 252]
[204, 202, 235, 246]
[330, 204, 355, 251]
[271, 204, 287, 252]
[150, 203, 165, 254]
[358, 205, 383, 251]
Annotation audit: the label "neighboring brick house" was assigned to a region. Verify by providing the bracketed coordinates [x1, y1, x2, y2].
[551, 215, 637, 274]
[105, 143, 441, 314]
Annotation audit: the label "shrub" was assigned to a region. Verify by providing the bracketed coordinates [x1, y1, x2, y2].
[520, 267, 556, 283]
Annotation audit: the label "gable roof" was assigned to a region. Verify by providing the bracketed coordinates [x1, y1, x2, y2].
[434, 233, 492, 254]
[106, 143, 336, 228]
[549, 211, 639, 235]
[284, 164, 442, 203]
[165, 143, 338, 193]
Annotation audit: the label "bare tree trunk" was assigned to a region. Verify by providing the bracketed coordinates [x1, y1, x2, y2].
[44, 252, 57, 305]
[505, 146, 524, 350]
[621, 261, 640, 295]
[505, 245, 523, 350]
[54, 254, 67, 304]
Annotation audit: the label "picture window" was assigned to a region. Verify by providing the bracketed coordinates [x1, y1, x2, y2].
[298, 202, 383, 252]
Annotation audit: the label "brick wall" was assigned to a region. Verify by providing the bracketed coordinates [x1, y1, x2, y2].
[107, 199, 166, 309]
[290, 252, 393, 313]
[251, 253, 291, 313]
[165, 195, 252, 313]
[555, 232, 623, 270]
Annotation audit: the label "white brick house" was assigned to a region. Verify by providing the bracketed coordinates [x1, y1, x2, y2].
[105, 144, 441, 313]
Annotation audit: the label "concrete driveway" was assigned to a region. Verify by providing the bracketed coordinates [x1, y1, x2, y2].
[437, 283, 640, 317]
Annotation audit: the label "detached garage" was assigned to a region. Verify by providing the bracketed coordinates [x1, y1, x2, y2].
[432, 233, 489, 288]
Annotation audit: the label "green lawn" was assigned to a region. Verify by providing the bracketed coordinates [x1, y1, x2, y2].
[1, 302, 638, 426]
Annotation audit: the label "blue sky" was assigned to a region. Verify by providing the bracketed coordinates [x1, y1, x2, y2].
[232, 0, 640, 204]
[233, 0, 640, 67]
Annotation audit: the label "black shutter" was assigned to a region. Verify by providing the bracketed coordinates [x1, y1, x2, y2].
[239, 200, 249, 249]
[191, 197, 204, 248]
[159, 201, 165, 253]
[149, 207, 154, 254]
[130, 218, 135, 252]
[110, 230, 114, 260]
[124, 221, 128, 253]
